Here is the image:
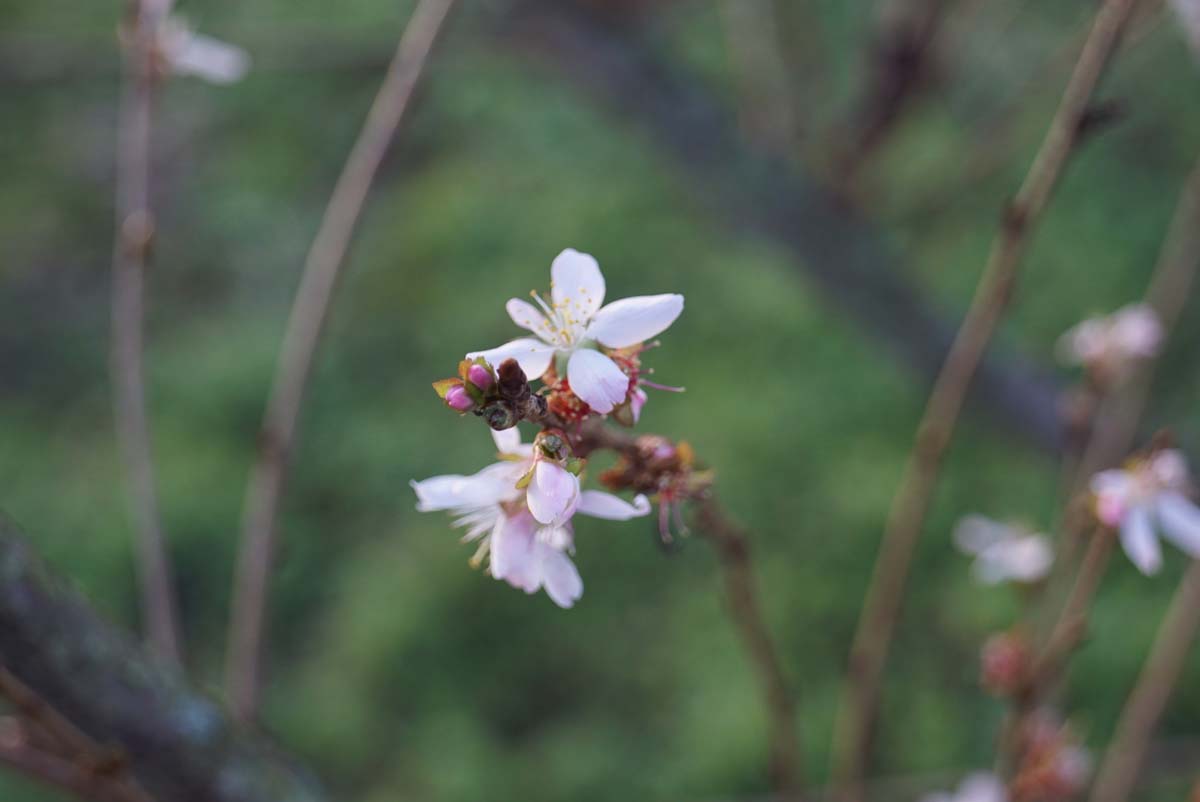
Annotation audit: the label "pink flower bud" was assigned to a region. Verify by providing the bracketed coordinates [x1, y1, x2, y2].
[467, 363, 494, 390]
[445, 384, 473, 411]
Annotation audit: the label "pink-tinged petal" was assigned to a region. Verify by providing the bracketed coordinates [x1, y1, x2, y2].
[1112, 304, 1163, 357]
[489, 513, 539, 592]
[587, 293, 684, 348]
[630, 387, 647, 422]
[410, 463, 516, 512]
[566, 349, 629, 413]
[526, 461, 580, 525]
[506, 298, 556, 342]
[467, 338, 556, 380]
[537, 541, 583, 608]
[551, 249, 605, 321]
[956, 773, 1007, 802]
[577, 491, 652, 521]
[1120, 505, 1162, 575]
[1155, 492, 1200, 557]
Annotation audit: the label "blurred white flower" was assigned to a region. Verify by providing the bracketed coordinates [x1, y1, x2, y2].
[1091, 449, 1200, 575]
[159, 18, 250, 85]
[410, 428, 650, 607]
[923, 772, 1007, 802]
[1171, 0, 1200, 58]
[468, 248, 684, 413]
[953, 515, 1054, 585]
[1057, 303, 1162, 384]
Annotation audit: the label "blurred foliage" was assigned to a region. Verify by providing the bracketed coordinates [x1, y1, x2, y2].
[1, 0, 1199, 800]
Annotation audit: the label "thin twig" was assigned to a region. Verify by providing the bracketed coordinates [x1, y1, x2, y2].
[717, 0, 799, 152]
[696, 496, 803, 798]
[1089, 559, 1200, 802]
[111, 0, 182, 665]
[225, 0, 457, 725]
[0, 718, 152, 802]
[829, 1, 1140, 797]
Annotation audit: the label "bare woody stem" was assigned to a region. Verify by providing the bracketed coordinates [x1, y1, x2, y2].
[829, 0, 1139, 796]
[0, 725, 152, 802]
[695, 496, 803, 798]
[111, 0, 182, 666]
[1089, 559, 1200, 802]
[225, 0, 457, 725]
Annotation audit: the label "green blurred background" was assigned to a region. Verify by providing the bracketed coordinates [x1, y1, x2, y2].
[2, 0, 1199, 799]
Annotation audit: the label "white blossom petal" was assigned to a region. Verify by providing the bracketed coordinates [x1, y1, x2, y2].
[538, 543, 583, 608]
[566, 349, 630, 413]
[1111, 304, 1163, 357]
[550, 248, 605, 321]
[956, 773, 1007, 802]
[577, 491, 652, 521]
[491, 426, 532, 459]
[505, 298, 555, 343]
[953, 515, 1010, 556]
[526, 461, 580, 525]
[588, 293, 684, 348]
[1120, 504, 1162, 575]
[162, 22, 250, 85]
[467, 338, 556, 380]
[975, 536, 1053, 584]
[410, 463, 518, 512]
[1155, 491, 1200, 557]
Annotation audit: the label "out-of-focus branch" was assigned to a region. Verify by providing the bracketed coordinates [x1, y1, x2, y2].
[111, 0, 182, 665]
[695, 495, 803, 798]
[1089, 559, 1200, 802]
[0, 716, 152, 802]
[0, 520, 327, 802]
[717, 0, 799, 152]
[499, 0, 1067, 455]
[225, 0, 457, 725]
[829, 0, 1139, 796]
[832, 0, 950, 184]
[1073, 156, 1200, 485]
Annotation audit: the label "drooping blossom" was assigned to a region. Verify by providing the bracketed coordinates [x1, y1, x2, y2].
[410, 428, 650, 607]
[1091, 449, 1200, 575]
[1011, 712, 1091, 802]
[922, 773, 1007, 802]
[468, 249, 684, 414]
[1057, 304, 1163, 384]
[157, 17, 250, 85]
[953, 515, 1054, 585]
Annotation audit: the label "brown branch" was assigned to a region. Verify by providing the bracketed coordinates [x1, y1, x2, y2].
[0, 520, 327, 802]
[0, 721, 152, 802]
[224, 0, 457, 725]
[695, 496, 803, 798]
[111, 0, 182, 665]
[1089, 559, 1200, 802]
[829, 0, 1140, 797]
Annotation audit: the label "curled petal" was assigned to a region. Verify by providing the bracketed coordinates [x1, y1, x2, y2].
[566, 349, 629, 414]
[467, 338, 556, 380]
[577, 491, 652, 521]
[1120, 504, 1162, 575]
[1155, 491, 1200, 557]
[588, 293, 684, 348]
[526, 461, 580, 525]
[551, 248, 605, 321]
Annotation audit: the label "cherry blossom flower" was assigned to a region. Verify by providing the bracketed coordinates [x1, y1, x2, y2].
[1091, 449, 1200, 575]
[1057, 304, 1162, 384]
[158, 17, 250, 85]
[922, 773, 1007, 802]
[953, 515, 1053, 585]
[410, 428, 651, 607]
[1012, 712, 1091, 802]
[468, 249, 684, 414]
